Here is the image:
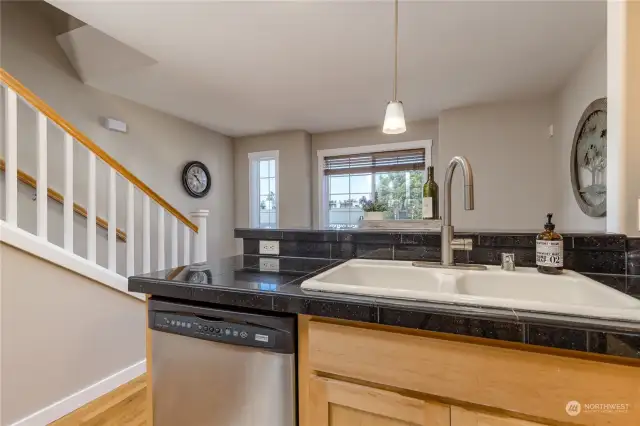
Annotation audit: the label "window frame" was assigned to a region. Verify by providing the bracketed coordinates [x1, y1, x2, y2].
[317, 140, 433, 228]
[249, 150, 280, 229]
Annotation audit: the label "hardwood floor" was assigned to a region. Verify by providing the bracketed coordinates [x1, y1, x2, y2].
[50, 375, 147, 426]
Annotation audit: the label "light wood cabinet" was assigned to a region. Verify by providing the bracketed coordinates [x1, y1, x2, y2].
[309, 375, 450, 426]
[300, 316, 640, 426]
[451, 406, 547, 426]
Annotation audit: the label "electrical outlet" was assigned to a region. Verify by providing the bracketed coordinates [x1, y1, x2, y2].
[259, 257, 280, 272]
[259, 240, 280, 255]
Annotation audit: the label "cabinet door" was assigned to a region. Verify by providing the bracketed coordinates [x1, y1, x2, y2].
[309, 375, 450, 426]
[451, 406, 548, 426]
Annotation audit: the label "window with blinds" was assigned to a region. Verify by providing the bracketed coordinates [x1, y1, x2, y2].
[322, 147, 427, 228]
[322, 148, 426, 175]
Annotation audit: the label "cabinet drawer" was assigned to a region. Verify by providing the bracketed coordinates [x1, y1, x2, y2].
[310, 375, 450, 426]
[307, 321, 640, 426]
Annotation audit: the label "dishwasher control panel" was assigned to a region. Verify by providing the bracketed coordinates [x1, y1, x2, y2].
[151, 312, 278, 349]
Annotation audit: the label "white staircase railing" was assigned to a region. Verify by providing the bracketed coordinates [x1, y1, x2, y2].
[1, 68, 207, 281]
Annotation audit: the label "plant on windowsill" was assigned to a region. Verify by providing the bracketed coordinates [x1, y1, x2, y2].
[261, 191, 276, 211]
[329, 200, 337, 209]
[359, 196, 387, 221]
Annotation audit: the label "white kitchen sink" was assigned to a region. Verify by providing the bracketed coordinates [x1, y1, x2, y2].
[301, 259, 640, 321]
[304, 259, 458, 298]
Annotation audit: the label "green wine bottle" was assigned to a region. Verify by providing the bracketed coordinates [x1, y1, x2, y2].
[422, 166, 439, 219]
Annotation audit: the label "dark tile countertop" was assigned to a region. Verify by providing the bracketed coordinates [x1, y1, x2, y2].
[129, 255, 640, 361]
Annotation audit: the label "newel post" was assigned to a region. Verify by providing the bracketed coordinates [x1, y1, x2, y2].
[191, 210, 209, 263]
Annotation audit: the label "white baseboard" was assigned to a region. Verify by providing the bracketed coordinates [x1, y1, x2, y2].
[0, 221, 144, 301]
[9, 360, 146, 426]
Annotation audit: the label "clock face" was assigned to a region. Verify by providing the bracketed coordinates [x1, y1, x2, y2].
[182, 161, 211, 198]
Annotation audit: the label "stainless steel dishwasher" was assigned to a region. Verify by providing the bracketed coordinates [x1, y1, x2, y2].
[148, 299, 297, 426]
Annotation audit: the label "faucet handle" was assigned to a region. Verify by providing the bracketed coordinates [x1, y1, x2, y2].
[451, 238, 473, 251]
[501, 253, 516, 271]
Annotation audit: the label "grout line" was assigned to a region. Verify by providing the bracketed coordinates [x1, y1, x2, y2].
[585, 331, 590, 351]
[243, 254, 333, 261]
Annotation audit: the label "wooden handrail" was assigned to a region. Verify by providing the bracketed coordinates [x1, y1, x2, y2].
[0, 159, 127, 242]
[0, 68, 198, 233]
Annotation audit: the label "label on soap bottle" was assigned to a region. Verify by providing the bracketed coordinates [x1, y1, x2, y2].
[536, 240, 563, 267]
[422, 197, 433, 219]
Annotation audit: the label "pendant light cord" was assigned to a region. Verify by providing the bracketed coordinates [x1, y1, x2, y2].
[393, 0, 399, 101]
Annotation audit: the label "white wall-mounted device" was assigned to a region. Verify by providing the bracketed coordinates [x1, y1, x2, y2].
[101, 117, 128, 133]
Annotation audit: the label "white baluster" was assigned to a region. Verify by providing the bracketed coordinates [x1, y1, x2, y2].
[36, 112, 47, 238]
[4, 88, 17, 225]
[126, 182, 135, 277]
[87, 152, 96, 261]
[143, 195, 151, 273]
[108, 168, 117, 272]
[157, 206, 165, 271]
[191, 210, 209, 263]
[183, 225, 190, 266]
[64, 133, 73, 251]
[171, 216, 178, 268]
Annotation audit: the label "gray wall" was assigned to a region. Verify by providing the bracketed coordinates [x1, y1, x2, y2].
[553, 38, 606, 232]
[438, 98, 555, 230]
[234, 130, 312, 230]
[0, 243, 145, 425]
[311, 118, 439, 227]
[234, 88, 606, 233]
[0, 1, 236, 272]
[233, 123, 439, 244]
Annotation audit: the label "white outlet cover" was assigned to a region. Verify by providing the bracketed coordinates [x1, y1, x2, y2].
[259, 240, 280, 255]
[259, 258, 280, 272]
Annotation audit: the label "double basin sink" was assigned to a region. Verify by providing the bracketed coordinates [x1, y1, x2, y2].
[301, 259, 640, 321]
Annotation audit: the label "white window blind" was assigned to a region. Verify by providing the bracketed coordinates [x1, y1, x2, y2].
[323, 148, 426, 176]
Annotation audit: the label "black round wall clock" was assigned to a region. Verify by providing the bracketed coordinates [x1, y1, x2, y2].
[182, 161, 211, 198]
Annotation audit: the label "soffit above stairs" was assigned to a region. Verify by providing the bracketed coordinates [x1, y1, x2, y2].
[57, 25, 157, 86]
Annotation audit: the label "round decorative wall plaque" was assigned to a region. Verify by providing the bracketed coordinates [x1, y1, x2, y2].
[570, 97, 607, 217]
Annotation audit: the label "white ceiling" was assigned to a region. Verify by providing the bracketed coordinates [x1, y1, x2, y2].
[47, 0, 606, 137]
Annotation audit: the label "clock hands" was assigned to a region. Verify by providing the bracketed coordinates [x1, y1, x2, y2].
[190, 169, 205, 189]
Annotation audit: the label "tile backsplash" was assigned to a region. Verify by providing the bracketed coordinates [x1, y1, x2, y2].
[236, 229, 635, 276]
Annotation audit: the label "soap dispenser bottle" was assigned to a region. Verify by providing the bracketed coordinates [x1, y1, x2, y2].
[536, 213, 563, 275]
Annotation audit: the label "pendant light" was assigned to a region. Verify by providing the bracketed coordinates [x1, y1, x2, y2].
[383, 0, 406, 134]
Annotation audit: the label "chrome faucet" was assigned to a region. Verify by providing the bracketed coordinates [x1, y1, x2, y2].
[412, 156, 486, 271]
[441, 156, 475, 266]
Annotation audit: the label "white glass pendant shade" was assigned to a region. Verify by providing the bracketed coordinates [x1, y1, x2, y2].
[383, 101, 406, 134]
